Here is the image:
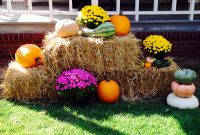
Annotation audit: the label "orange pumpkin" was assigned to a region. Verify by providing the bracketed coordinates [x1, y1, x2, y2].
[97, 80, 120, 103]
[15, 44, 44, 68]
[110, 12, 130, 36]
[144, 62, 152, 68]
[171, 81, 196, 98]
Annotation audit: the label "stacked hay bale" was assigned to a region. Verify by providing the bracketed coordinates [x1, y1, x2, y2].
[1, 32, 178, 102]
[43, 32, 178, 101]
[1, 62, 57, 101]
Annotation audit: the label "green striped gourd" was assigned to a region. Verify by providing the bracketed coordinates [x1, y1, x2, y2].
[81, 22, 115, 39]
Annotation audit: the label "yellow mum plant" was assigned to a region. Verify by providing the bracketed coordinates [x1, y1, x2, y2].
[76, 5, 110, 29]
[143, 35, 172, 55]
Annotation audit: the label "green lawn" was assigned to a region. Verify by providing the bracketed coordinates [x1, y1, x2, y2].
[0, 98, 200, 135]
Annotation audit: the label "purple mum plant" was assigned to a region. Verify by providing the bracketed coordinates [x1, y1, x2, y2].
[55, 68, 97, 102]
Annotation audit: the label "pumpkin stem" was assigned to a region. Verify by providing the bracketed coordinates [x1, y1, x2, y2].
[106, 78, 110, 82]
[119, 10, 123, 15]
[35, 57, 42, 65]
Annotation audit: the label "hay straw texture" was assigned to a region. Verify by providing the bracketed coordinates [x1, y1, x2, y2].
[1, 62, 57, 101]
[43, 33, 142, 75]
[119, 62, 179, 101]
[43, 33, 178, 101]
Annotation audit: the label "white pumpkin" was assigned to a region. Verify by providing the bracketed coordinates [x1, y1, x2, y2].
[146, 57, 156, 64]
[55, 19, 79, 38]
[167, 93, 199, 109]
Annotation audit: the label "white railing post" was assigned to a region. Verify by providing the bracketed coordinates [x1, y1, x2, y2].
[172, 0, 177, 12]
[7, 0, 12, 12]
[91, 0, 98, 6]
[69, 0, 73, 12]
[189, 0, 195, 20]
[28, 0, 33, 13]
[153, 0, 159, 12]
[116, 0, 120, 13]
[135, 0, 139, 21]
[49, 0, 53, 21]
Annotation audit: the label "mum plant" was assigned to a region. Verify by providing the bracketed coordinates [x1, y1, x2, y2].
[143, 35, 172, 60]
[55, 68, 97, 103]
[76, 5, 110, 29]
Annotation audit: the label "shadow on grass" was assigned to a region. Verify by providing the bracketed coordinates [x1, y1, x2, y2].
[11, 97, 200, 135]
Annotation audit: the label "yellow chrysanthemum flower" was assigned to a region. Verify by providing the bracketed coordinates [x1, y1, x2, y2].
[76, 5, 110, 28]
[143, 35, 172, 54]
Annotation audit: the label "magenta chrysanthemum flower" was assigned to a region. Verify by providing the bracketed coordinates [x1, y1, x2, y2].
[55, 68, 97, 91]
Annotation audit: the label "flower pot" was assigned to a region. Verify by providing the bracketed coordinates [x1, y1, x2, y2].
[152, 51, 165, 61]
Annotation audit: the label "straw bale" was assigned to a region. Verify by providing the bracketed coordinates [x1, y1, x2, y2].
[1, 62, 57, 101]
[43, 33, 143, 76]
[42, 33, 179, 101]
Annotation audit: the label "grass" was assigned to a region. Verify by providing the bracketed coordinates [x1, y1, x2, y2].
[0, 98, 200, 135]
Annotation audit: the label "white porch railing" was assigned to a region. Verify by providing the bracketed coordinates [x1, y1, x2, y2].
[0, 0, 200, 22]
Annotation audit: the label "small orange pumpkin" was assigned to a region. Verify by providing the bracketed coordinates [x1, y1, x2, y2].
[110, 12, 130, 36]
[97, 80, 120, 103]
[171, 81, 196, 98]
[144, 62, 152, 68]
[15, 44, 44, 68]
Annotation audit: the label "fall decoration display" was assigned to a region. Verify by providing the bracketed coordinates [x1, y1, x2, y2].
[15, 44, 44, 68]
[110, 12, 131, 36]
[1, 7, 180, 102]
[42, 33, 178, 102]
[167, 93, 199, 109]
[143, 35, 172, 61]
[167, 69, 199, 109]
[144, 62, 152, 68]
[76, 5, 110, 29]
[97, 80, 120, 103]
[174, 69, 197, 85]
[55, 68, 97, 103]
[1, 62, 56, 101]
[171, 81, 195, 98]
[81, 22, 115, 39]
[55, 19, 79, 38]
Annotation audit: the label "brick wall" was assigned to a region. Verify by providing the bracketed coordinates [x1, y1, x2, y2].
[0, 31, 200, 66]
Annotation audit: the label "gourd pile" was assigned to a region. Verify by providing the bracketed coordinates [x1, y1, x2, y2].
[167, 69, 199, 109]
[1, 6, 180, 102]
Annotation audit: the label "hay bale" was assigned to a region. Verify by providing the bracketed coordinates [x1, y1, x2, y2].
[119, 62, 179, 101]
[0, 67, 5, 98]
[96, 62, 178, 102]
[43, 33, 179, 101]
[1, 62, 57, 101]
[43, 33, 143, 76]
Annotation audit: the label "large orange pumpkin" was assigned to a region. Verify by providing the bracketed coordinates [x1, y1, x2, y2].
[97, 80, 120, 103]
[171, 81, 196, 98]
[15, 44, 44, 68]
[110, 12, 130, 36]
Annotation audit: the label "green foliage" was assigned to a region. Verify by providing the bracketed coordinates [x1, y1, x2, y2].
[58, 86, 96, 103]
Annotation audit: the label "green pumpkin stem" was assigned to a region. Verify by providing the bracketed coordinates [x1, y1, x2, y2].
[35, 57, 42, 65]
